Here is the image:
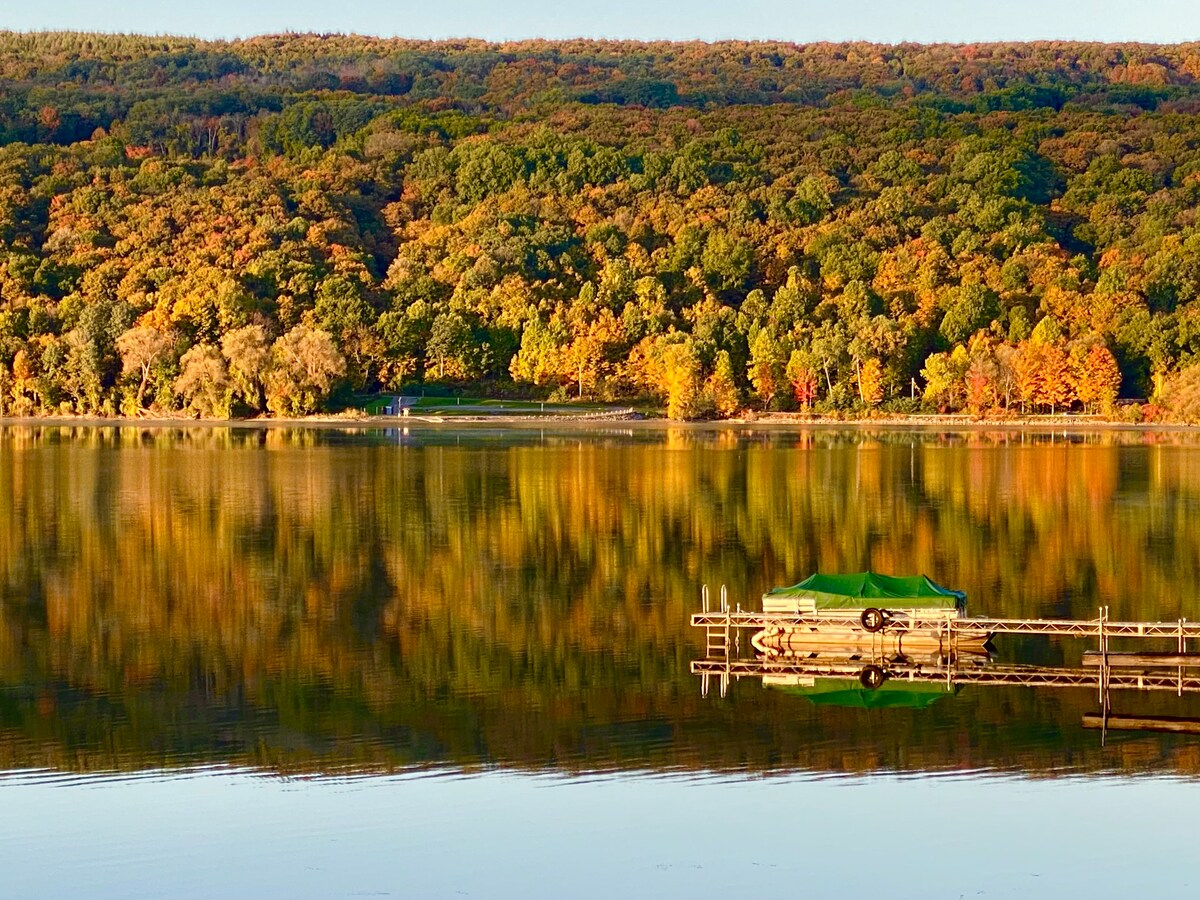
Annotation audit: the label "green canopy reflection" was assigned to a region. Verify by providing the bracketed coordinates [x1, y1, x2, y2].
[777, 678, 960, 710]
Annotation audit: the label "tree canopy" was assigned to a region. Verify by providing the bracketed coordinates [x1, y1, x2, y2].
[5, 33, 1200, 417]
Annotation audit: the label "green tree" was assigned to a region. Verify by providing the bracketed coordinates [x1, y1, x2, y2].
[376, 300, 433, 386]
[509, 317, 562, 387]
[427, 312, 475, 380]
[809, 321, 850, 403]
[313, 275, 373, 339]
[940, 283, 1000, 346]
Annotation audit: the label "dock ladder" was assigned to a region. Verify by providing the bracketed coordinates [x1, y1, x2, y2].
[699, 584, 735, 698]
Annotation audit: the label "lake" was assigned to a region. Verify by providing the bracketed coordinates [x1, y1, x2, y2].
[2, 423, 1200, 898]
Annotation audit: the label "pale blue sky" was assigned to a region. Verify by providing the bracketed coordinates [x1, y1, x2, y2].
[3, 0, 1200, 43]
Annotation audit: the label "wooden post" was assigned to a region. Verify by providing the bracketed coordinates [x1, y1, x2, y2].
[722, 585, 730, 661]
[1181, 618, 1186, 696]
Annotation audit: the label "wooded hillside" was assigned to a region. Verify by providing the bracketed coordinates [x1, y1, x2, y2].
[4, 33, 1200, 417]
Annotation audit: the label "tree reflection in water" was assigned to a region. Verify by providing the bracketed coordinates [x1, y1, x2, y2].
[3, 424, 1200, 778]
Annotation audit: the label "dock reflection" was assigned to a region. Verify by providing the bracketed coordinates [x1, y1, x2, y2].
[693, 596, 1200, 737]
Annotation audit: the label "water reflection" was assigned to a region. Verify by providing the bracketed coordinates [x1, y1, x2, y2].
[5, 424, 1200, 780]
[694, 637, 1200, 730]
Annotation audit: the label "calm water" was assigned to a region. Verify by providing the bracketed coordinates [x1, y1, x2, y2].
[3, 423, 1200, 897]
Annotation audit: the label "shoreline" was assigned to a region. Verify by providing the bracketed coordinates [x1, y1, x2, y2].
[0, 411, 1194, 433]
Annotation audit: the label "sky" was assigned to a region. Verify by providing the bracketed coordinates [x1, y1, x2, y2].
[3, 0, 1200, 44]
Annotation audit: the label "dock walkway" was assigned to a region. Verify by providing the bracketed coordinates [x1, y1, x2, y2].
[691, 610, 1200, 640]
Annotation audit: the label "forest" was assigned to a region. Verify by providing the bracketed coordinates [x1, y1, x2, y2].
[6, 33, 1200, 418]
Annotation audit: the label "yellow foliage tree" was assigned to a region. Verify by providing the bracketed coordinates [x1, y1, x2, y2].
[857, 358, 885, 407]
[662, 342, 701, 420]
[704, 350, 741, 418]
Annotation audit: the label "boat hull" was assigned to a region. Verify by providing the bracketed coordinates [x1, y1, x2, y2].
[752, 624, 993, 659]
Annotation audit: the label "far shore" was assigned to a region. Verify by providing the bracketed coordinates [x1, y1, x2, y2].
[0, 410, 1196, 433]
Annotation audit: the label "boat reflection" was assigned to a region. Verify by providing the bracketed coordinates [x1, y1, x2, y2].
[693, 593, 1200, 737]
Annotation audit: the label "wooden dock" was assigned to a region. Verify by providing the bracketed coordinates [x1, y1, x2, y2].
[692, 608, 1200, 641]
[692, 585, 1200, 706]
[694, 586, 1200, 668]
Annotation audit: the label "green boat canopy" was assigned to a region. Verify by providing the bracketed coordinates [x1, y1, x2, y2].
[763, 572, 967, 611]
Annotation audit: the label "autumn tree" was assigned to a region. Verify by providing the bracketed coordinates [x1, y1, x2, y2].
[175, 344, 233, 418]
[115, 325, 176, 411]
[221, 325, 272, 414]
[1161, 365, 1200, 424]
[1012, 342, 1043, 414]
[964, 354, 999, 416]
[662, 341, 702, 420]
[560, 310, 622, 399]
[704, 349, 741, 417]
[993, 343, 1019, 409]
[922, 346, 969, 411]
[1038, 343, 1075, 413]
[786, 349, 819, 410]
[857, 358, 885, 407]
[9, 349, 36, 415]
[747, 329, 786, 410]
[266, 326, 347, 416]
[1073, 343, 1121, 415]
[4, 36, 1200, 420]
[623, 333, 702, 418]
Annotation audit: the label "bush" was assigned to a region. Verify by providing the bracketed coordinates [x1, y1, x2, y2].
[881, 397, 921, 415]
[1116, 402, 1145, 424]
[1158, 365, 1200, 423]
